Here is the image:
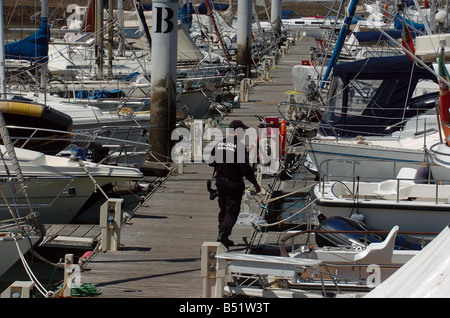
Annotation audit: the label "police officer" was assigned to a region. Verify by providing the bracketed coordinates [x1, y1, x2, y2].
[209, 120, 261, 249]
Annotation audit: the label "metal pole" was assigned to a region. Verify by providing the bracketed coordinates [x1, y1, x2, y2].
[0, 0, 7, 98]
[150, 0, 178, 162]
[236, 0, 252, 78]
[271, 0, 282, 38]
[96, 0, 104, 79]
[108, 0, 114, 78]
[40, 0, 49, 101]
[118, 0, 125, 56]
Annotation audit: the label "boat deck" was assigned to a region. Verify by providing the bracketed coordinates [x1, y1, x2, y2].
[43, 36, 316, 298]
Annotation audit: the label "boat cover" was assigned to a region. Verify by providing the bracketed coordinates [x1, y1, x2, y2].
[352, 30, 404, 43]
[365, 224, 450, 298]
[75, 89, 126, 100]
[5, 18, 50, 62]
[394, 14, 426, 33]
[320, 55, 438, 137]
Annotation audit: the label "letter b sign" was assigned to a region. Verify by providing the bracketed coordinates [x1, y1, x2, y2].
[155, 7, 174, 33]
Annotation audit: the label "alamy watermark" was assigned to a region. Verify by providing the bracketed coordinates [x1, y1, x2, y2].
[171, 120, 280, 174]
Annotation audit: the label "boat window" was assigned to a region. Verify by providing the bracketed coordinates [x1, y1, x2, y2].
[363, 79, 398, 117]
[327, 78, 382, 118]
[348, 79, 382, 116]
[325, 77, 343, 121]
[407, 91, 439, 112]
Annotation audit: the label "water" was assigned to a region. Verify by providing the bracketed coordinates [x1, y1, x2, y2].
[263, 166, 318, 232]
[0, 255, 64, 297]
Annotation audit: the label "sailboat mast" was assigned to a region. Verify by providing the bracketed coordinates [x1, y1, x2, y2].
[108, 0, 114, 78]
[41, 0, 48, 105]
[96, 0, 104, 79]
[0, 0, 6, 98]
[0, 0, 34, 215]
[320, 0, 359, 88]
[118, 0, 125, 56]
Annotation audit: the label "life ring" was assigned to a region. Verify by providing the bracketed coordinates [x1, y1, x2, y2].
[280, 119, 287, 156]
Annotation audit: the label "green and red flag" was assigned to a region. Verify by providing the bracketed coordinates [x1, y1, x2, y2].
[438, 47, 450, 143]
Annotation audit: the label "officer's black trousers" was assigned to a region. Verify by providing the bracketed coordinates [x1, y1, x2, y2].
[216, 177, 245, 237]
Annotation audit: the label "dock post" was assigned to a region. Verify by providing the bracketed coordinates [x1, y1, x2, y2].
[99, 199, 124, 251]
[178, 148, 184, 174]
[1, 281, 35, 298]
[201, 242, 228, 298]
[240, 78, 251, 102]
[63, 254, 76, 297]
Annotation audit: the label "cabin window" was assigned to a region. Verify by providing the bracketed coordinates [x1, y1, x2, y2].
[326, 77, 382, 122]
[364, 79, 398, 118]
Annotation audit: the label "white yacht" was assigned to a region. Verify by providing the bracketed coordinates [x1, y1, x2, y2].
[0, 145, 143, 224]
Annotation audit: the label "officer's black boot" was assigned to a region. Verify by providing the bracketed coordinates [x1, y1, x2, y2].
[217, 232, 234, 249]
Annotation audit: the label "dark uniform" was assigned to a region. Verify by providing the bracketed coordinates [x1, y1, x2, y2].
[209, 120, 260, 249]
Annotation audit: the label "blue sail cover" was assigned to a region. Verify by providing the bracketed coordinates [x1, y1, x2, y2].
[394, 14, 425, 33]
[353, 30, 405, 42]
[320, 55, 438, 137]
[5, 18, 50, 62]
[195, 2, 229, 14]
[179, 3, 194, 29]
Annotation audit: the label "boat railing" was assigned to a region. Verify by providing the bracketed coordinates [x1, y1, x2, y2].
[277, 100, 437, 140]
[317, 158, 450, 203]
[0, 213, 42, 236]
[0, 177, 75, 211]
[5, 124, 151, 167]
[279, 229, 438, 257]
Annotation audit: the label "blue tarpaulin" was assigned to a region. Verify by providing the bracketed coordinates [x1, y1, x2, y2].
[394, 14, 425, 32]
[195, 2, 229, 14]
[76, 89, 126, 100]
[5, 17, 50, 62]
[282, 10, 301, 19]
[353, 30, 406, 42]
[179, 3, 194, 29]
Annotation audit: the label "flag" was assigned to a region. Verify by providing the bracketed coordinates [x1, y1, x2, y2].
[401, 18, 415, 60]
[424, 0, 429, 8]
[438, 47, 450, 142]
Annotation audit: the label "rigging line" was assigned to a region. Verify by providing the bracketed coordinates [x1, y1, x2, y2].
[6, 0, 20, 27]
[13, 234, 51, 298]
[254, 198, 319, 228]
[401, 58, 417, 133]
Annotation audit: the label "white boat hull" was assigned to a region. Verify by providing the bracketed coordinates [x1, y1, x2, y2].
[0, 146, 143, 224]
[307, 138, 434, 180]
[312, 181, 450, 233]
[0, 234, 40, 277]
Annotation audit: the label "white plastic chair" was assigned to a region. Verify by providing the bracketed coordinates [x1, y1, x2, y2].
[354, 225, 399, 264]
[374, 168, 417, 199]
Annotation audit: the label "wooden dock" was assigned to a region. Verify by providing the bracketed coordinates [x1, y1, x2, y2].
[55, 37, 317, 298]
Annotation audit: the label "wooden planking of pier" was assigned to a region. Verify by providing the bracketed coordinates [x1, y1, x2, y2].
[79, 36, 316, 298]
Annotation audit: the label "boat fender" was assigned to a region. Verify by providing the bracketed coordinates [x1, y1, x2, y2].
[414, 164, 433, 184]
[280, 119, 287, 156]
[350, 212, 365, 224]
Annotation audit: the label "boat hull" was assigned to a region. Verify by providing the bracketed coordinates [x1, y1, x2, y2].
[307, 140, 431, 180]
[311, 182, 450, 233]
[0, 234, 40, 277]
[0, 176, 135, 224]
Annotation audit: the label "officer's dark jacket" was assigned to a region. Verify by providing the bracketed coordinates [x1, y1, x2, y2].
[209, 135, 258, 185]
